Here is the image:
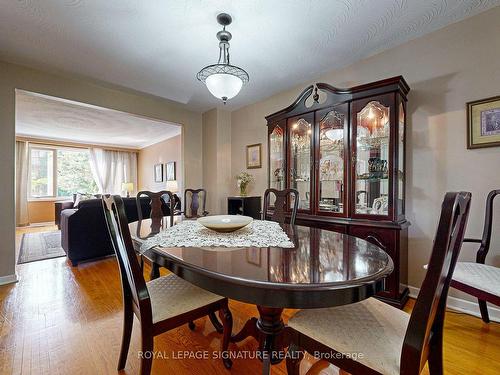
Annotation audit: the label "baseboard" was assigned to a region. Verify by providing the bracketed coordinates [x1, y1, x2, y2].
[29, 221, 56, 227]
[408, 286, 500, 323]
[0, 274, 18, 286]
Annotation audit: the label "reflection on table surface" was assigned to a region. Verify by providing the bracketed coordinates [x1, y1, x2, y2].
[129, 217, 393, 287]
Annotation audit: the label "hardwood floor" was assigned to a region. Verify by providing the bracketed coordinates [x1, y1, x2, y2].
[1, 226, 499, 374]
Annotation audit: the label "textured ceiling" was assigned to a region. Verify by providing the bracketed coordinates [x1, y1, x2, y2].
[1, 1, 499, 112]
[16, 90, 181, 149]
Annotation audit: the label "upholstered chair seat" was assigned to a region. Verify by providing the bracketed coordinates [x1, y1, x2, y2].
[453, 262, 500, 297]
[286, 192, 472, 375]
[288, 297, 409, 375]
[147, 274, 225, 323]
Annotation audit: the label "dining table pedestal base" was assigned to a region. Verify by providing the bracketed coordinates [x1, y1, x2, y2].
[232, 306, 290, 375]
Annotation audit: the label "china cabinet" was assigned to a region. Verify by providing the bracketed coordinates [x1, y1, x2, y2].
[266, 76, 410, 307]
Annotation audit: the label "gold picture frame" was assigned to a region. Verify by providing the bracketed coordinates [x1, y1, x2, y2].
[467, 95, 500, 149]
[246, 143, 262, 169]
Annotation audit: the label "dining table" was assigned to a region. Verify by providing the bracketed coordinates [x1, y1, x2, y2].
[129, 216, 394, 375]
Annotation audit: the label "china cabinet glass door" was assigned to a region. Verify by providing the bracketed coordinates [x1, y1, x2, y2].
[354, 100, 390, 216]
[288, 114, 313, 211]
[317, 107, 347, 215]
[269, 124, 285, 191]
[397, 101, 405, 216]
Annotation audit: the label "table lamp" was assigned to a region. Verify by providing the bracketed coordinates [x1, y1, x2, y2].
[166, 180, 179, 193]
[122, 182, 134, 198]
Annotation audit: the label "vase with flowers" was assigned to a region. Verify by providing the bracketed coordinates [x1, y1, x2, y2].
[236, 172, 254, 196]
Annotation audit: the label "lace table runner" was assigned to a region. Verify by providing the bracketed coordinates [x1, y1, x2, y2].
[140, 220, 295, 252]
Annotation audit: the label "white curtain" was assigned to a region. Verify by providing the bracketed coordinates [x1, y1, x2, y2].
[89, 148, 137, 195]
[15, 140, 29, 226]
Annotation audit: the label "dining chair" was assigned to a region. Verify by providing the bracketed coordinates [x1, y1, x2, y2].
[451, 189, 500, 323]
[136, 190, 175, 272]
[263, 188, 299, 225]
[286, 191, 472, 375]
[183, 188, 209, 218]
[102, 195, 233, 374]
[136, 190, 175, 229]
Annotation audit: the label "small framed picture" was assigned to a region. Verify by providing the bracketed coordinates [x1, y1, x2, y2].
[467, 95, 500, 149]
[154, 163, 163, 182]
[165, 161, 176, 181]
[246, 143, 262, 169]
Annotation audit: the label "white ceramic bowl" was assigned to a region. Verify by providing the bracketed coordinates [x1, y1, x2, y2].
[197, 215, 253, 233]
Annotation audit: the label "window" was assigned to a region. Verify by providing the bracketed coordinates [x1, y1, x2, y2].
[29, 145, 98, 199]
[30, 148, 54, 197]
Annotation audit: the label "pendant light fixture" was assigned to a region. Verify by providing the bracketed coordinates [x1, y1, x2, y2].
[197, 13, 249, 104]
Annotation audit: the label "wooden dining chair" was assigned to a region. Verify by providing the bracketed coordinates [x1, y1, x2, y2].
[286, 191, 472, 375]
[451, 189, 500, 323]
[136, 190, 175, 229]
[183, 188, 209, 218]
[102, 195, 233, 374]
[263, 188, 299, 225]
[136, 191, 175, 272]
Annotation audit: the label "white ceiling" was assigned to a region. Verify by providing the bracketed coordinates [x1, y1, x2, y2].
[15, 90, 181, 149]
[1, 1, 499, 112]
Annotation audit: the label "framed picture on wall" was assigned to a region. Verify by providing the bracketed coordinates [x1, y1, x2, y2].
[467, 95, 500, 149]
[246, 143, 262, 169]
[166, 161, 176, 181]
[154, 163, 163, 182]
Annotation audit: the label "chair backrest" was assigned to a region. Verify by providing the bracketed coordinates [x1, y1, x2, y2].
[476, 189, 500, 263]
[263, 188, 299, 225]
[136, 190, 174, 231]
[102, 195, 152, 320]
[401, 192, 471, 374]
[184, 188, 207, 218]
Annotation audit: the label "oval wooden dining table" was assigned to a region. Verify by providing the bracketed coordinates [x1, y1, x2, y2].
[129, 217, 394, 375]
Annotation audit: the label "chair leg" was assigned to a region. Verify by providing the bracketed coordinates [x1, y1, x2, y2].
[478, 299, 490, 323]
[188, 321, 196, 330]
[219, 304, 233, 369]
[428, 330, 443, 375]
[209, 311, 224, 333]
[286, 342, 303, 375]
[140, 328, 154, 375]
[117, 299, 134, 370]
[150, 263, 160, 280]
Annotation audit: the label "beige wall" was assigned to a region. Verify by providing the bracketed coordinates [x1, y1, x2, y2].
[1, 60, 203, 280]
[138, 135, 182, 193]
[27, 201, 55, 223]
[202, 108, 231, 214]
[229, 7, 500, 299]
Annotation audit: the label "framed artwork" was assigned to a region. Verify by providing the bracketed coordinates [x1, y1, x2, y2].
[154, 163, 163, 182]
[246, 248, 261, 266]
[166, 161, 176, 181]
[467, 95, 500, 149]
[246, 143, 262, 169]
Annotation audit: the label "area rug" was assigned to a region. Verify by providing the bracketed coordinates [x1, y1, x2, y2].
[18, 231, 66, 264]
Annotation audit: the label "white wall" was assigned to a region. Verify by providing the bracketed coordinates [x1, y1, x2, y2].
[1, 60, 203, 281]
[229, 6, 500, 298]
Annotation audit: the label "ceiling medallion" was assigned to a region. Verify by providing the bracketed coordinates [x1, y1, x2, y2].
[197, 13, 249, 104]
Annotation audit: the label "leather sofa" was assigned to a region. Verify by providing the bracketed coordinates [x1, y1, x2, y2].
[60, 197, 170, 266]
